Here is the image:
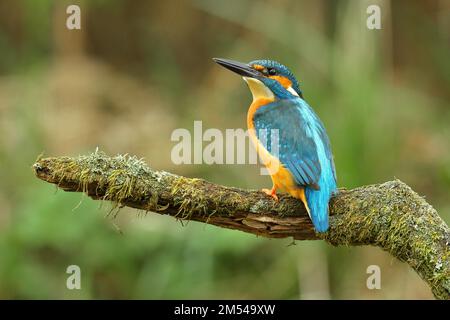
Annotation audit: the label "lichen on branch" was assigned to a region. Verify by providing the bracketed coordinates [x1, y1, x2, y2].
[33, 151, 450, 299]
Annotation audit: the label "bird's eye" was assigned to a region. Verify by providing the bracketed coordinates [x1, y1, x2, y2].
[268, 68, 276, 75]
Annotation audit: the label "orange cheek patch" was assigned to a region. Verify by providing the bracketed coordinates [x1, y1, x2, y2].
[269, 76, 292, 89]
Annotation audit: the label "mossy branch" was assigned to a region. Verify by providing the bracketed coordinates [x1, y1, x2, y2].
[32, 152, 449, 299]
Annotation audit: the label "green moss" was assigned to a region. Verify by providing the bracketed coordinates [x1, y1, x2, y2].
[46, 151, 155, 207]
[35, 153, 449, 299]
[170, 177, 209, 219]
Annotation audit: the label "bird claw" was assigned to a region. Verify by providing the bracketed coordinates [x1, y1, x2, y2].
[262, 188, 279, 202]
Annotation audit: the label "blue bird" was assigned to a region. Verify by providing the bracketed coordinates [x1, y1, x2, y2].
[213, 58, 337, 232]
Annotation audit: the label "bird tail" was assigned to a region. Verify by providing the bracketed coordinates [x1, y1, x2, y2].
[296, 187, 328, 233]
[305, 184, 333, 233]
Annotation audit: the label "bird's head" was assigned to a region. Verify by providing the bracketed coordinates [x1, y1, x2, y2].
[213, 58, 303, 100]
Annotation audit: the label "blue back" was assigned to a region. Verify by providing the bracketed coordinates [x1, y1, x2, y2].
[252, 97, 337, 232]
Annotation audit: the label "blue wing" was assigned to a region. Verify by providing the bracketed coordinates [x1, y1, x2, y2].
[252, 98, 334, 190]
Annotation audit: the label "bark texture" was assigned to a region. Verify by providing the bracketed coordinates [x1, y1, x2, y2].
[32, 152, 450, 299]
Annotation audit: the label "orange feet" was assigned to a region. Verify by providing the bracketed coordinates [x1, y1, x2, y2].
[262, 186, 279, 202]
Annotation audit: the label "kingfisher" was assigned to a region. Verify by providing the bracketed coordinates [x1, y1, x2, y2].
[213, 58, 337, 232]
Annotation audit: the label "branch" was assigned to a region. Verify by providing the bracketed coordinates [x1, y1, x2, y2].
[32, 152, 449, 299]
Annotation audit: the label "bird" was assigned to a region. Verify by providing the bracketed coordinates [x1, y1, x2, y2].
[213, 58, 337, 232]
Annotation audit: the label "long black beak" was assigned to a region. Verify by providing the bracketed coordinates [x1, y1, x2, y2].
[213, 58, 261, 78]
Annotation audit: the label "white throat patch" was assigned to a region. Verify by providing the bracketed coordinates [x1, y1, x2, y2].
[243, 77, 299, 100]
[243, 77, 274, 101]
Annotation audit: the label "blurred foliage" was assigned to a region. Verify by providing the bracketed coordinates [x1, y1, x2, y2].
[0, 0, 448, 299]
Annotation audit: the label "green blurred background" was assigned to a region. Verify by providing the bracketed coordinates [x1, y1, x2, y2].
[0, 0, 449, 299]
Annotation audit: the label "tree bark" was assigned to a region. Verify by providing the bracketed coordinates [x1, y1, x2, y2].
[32, 152, 449, 299]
